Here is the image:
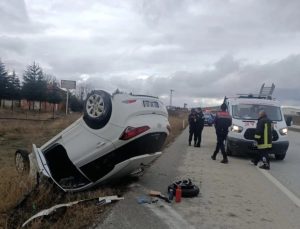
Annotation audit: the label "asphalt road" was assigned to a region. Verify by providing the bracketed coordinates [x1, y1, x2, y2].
[98, 123, 188, 229]
[97, 127, 300, 229]
[269, 130, 300, 198]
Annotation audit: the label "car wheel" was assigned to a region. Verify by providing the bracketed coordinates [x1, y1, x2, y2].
[83, 90, 112, 129]
[15, 150, 30, 175]
[275, 153, 286, 160]
[225, 140, 232, 156]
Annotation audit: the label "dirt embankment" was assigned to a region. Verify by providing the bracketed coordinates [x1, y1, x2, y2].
[292, 116, 300, 125]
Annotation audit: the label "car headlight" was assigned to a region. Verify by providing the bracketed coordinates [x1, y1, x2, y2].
[231, 125, 243, 133]
[279, 127, 288, 135]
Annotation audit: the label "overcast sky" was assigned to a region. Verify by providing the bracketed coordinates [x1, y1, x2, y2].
[1, 0, 299, 107]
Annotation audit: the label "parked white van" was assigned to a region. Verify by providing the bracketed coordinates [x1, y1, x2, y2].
[225, 94, 289, 160]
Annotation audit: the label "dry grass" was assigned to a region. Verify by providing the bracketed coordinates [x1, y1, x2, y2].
[0, 113, 83, 228]
[0, 109, 61, 121]
[164, 111, 188, 146]
[292, 116, 300, 125]
[0, 110, 188, 229]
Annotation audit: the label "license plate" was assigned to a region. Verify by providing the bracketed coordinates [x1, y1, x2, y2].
[143, 100, 159, 108]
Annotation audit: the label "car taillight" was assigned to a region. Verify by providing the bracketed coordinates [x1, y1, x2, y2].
[119, 126, 150, 140]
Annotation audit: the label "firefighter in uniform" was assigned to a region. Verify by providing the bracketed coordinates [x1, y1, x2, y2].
[188, 108, 198, 146]
[211, 103, 232, 163]
[252, 110, 272, 170]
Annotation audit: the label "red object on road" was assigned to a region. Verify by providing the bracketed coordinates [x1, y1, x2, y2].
[175, 185, 182, 202]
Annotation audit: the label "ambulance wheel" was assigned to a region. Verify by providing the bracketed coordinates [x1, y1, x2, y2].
[225, 140, 232, 156]
[275, 153, 286, 160]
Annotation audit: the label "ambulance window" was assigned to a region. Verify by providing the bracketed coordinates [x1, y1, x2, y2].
[232, 104, 282, 121]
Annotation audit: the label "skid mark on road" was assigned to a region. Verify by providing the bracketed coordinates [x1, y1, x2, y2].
[146, 202, 196, 229]
[257, 167, 300, 208]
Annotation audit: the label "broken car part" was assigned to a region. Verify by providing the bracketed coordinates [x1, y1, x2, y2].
[22, 195, 124, 227]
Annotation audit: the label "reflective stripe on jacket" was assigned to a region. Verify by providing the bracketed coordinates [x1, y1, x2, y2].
[254, 116, 272, 149]
[214, 111, 232, 135]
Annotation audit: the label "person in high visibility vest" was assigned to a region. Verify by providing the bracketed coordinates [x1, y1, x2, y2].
[252, 110, 272, 170]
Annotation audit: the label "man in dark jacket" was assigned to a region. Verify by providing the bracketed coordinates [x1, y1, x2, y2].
[211, 103, 232, 163]
[195, 108, 205, 147]
[188, 108, 198, 146]
[251, 110, 272, 170]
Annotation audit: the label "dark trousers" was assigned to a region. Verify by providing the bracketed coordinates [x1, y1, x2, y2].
[195, 129, 203, 146]
[213, 134, 227, 159]
[252, 148, 270, 165]
[189, 128, 197, 144]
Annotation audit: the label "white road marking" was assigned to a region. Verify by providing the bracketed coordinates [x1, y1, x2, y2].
[146, 201, 196, 229]
[257, 167, 300, 208]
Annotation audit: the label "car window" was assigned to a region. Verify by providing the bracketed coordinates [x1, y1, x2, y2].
[232, 104, 282, 121]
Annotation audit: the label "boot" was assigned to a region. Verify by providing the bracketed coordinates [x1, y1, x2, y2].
[189, 142, 191, 146]
[221, 158, 228, 164]
[250, 159, 258, 166]
[211, 152, 217, 160]
[259, 164, 270, 170]
[196, 142, 200, 147]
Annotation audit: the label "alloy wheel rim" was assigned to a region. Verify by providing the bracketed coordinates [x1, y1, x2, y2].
[86, 94, 105, 118]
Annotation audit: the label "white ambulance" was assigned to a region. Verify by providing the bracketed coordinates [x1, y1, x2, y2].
[225, 94, 289, 160]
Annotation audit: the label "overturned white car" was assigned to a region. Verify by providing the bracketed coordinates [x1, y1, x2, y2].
[15, 90, 170, 192]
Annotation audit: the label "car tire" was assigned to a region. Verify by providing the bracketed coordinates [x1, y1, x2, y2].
[15, 150, 30, 175]
[83, 90, 112, 129]
[275, 153, 286, 160]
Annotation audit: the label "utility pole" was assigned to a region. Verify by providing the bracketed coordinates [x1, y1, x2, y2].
[170, 89, 174, 107]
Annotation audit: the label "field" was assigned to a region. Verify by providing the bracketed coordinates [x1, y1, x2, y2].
[0, 110, 187, 229]
[292, 115, 300, 125]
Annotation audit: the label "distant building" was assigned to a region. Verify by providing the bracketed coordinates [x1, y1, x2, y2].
[282, 106, 300, 116]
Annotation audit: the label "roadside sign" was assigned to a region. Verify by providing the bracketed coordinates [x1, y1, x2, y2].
[61, 80, 76, 89]
[61, 80, 76, 115]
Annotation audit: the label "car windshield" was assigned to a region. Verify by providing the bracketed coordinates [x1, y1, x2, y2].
[232, 104, 282, 121]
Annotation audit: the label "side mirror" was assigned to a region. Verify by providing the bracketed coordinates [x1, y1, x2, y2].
[285, 116, 293, 126]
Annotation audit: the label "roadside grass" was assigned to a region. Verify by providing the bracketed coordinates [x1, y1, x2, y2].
[0, 108, 61, 120]
[0, 110, 188, 229]
[165, 112, 188, 146]
[292, 116, 300, 125]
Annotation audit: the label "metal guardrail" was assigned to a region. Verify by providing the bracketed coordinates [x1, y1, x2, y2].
[288, 126, 300, 133]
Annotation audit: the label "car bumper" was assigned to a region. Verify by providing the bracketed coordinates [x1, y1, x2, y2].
[227, 136, 289, 155]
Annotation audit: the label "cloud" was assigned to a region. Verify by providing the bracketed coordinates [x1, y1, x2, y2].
[0, 0, 29, 33]
[77, 54, 300, 107]
[0, 0, 299, 107]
